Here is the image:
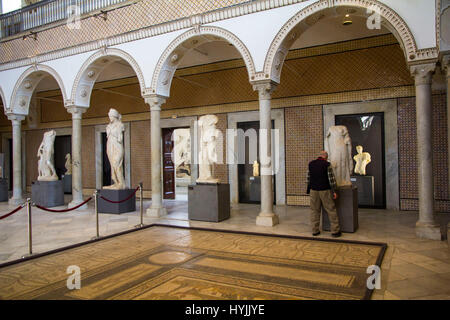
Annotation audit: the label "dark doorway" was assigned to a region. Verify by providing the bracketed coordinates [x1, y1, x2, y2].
[102, 132, 125, 188]
[54, 135, 71, 180]
[162, 128, 175, 199]
[237, 121, 276, 204]
[335, 113, 386, 208]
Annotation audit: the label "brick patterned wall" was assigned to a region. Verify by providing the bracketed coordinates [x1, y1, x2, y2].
[285, 105, 323, 204]
[398, 94, 450, 212]
[130, 120, 151, 191]
[82, 126, 96, 189]
[212, 113, 228, 184]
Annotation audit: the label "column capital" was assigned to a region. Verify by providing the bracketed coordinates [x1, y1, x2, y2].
[66, 106, 87, 119]
[410, 63, 436, 85]
[252, 80, 278, 100]
[442, 55, 450, 78]
[144, 95, 166, 111]
[7, 113, 26, 122]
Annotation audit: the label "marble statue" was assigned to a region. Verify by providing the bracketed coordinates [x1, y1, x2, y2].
[104, 108, 126, 190]
[253, 160, 260, 177]
[325, 125, 353, 187]
[65, 153, 72, 175]
[174, 129, 191, 178]
[196, 115, 220, 183]
[37, 130, 58, 181]
[353, 145, 371, 175]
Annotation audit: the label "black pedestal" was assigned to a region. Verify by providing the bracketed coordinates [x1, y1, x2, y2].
[322, 186, 358, 233]
[32, 180, 64, 208]
[0, 178, 8, 202]
[188, 183, 230, 222]
[351, 175, 374, 206]
[249, 176, 261, 202]
[98, 189, 136, 214]
[62, 175, 72, 194]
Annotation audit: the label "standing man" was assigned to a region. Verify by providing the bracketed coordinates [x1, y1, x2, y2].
[306, 150, 341, 237]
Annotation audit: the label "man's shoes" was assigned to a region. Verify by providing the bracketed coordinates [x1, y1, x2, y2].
[312, 231, 320, 236]
[331, 231, 342, 238]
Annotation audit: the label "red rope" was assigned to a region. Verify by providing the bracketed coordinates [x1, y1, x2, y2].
[0, 204, 25, 220]
[35, 197, 92, 213]
[100, 187, 139, 204]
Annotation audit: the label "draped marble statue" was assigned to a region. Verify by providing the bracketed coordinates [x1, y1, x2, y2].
[37, 130, 58, 181]
[174, 128, 191, 178]
[325, 125, 353, 187]
[65, 153, 72, 175]
[196, 115, 220, 183]
[104, 108, 126, 190]
[353, 145, 371, 175]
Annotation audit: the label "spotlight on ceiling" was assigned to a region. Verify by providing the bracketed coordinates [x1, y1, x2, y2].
[342, 13, 353, 26]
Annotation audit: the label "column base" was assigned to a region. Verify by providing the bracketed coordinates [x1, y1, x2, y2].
[9, 197, 25, 206]
[68, 199, 88, 210]
[256, 213, 279, 227]
[146, 207, 167, 218]
[415, 221, 442, 240]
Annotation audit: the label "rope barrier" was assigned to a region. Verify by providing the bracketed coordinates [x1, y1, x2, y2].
[0, 203, 26, 220]
[99, 187, 139, 204]
[35, 197, 92, 213]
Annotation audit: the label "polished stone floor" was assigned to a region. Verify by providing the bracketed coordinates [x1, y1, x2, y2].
[0, 194, 449, 300]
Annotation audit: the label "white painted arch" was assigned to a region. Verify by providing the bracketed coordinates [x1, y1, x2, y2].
[0, 86, 6, 111]
[264, 0, 424, 84]
[9, 64, 67, 116]
[150, 26, 257, 98]
[70, 47, 146, 108]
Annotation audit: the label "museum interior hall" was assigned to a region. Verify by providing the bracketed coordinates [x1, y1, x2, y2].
[0, 0, 449, 301]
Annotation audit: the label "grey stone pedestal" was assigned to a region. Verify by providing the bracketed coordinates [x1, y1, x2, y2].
[351, 175, 374, 206]
[31, 180, 64, 208]
[322, 186, 359, 233]
[0, 178, 8, 202]
[188, 183, 230, 222]
[62, 175, 72, 194]
[98, 189, 136, 214]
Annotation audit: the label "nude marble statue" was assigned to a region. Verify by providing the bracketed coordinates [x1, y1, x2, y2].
[65, 153, 72, 175]
[353, 145, 371, 175]
[196, 115, 221, 183]
[37, 130, 58, 181]
[104, 108, 126, 190]
[325, 125, 353, 187]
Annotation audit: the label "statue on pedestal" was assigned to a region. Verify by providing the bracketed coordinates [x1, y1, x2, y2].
[37, 130, 58, 181]
[196, 115, 220, 184]
[325, 125, 353, 187]
[253, 160, 260, 177]
[64, 153, 72, 175]
[353, 145, 371, 175]
[103, 108, 126, 190]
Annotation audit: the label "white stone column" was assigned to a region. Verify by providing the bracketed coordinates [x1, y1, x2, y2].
[253, 81, 279, 226]
[67, 106, 87, 209]
[410, 63, 441, 240]
[7, 114, 25, 205]
[145, 96, 167, 217]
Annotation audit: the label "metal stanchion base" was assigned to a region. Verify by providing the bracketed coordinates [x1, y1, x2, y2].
[134, 223, 145, 228]
[21, 253, 34, 259]
[91, 236, 100, 241]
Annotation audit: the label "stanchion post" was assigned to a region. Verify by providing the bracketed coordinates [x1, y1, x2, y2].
[22, 198, 33, 258]
[92, 190, 99, 240]
[135, 183, 144, 228]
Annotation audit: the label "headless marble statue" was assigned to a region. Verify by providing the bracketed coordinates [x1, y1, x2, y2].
[65, 153, 72, 175]
[325, 125, 353, 187]
[196, 115, 220, 183]
[104, 108, 126, 190]
[353, 145, 371, 175]
[37, 130, 58, 181]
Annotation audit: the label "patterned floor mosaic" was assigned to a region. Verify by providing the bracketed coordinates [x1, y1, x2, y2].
[0, 225, 386, 300]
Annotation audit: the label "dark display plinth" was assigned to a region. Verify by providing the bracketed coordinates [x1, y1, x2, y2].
[249, 176, 261, 202]
[32, 180, 64, 207]
[0, 178, 8, 202]
[63, 175, 72, 194]
[322, 186, 358, 233]
[98, 189, 136, 214]
[351, 175, 374, 206]
[188, 183, 230, 222]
